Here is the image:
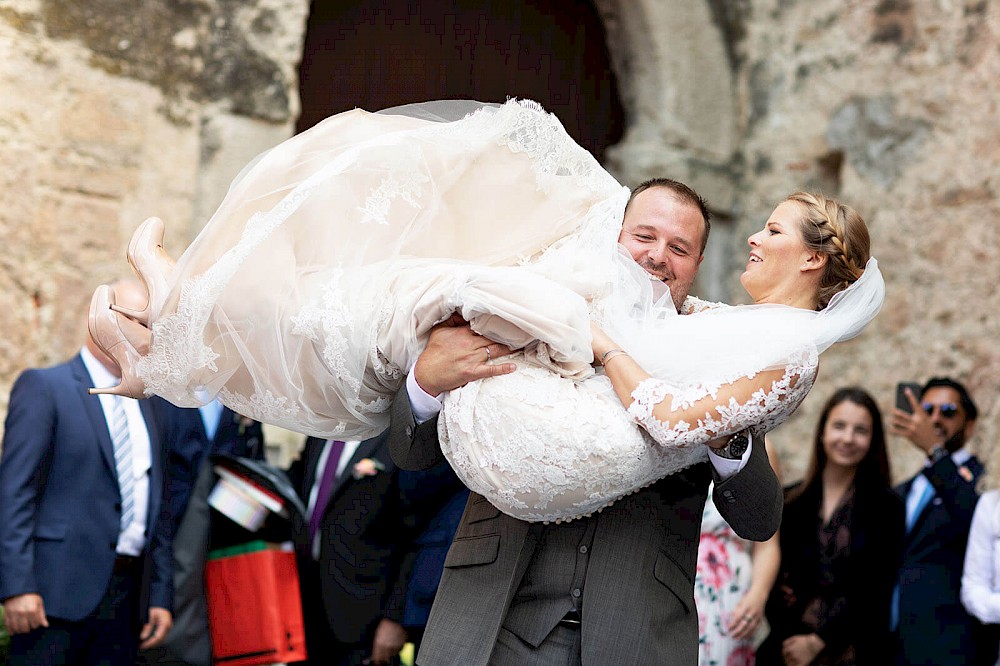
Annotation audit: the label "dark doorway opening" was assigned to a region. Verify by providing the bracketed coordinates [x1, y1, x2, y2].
[296, 0, 624, 161]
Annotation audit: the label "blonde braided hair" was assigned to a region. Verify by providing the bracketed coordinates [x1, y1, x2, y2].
[786, 192, 871, 310]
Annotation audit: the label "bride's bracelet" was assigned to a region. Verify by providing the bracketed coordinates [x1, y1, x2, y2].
[600, 349, 629, 366]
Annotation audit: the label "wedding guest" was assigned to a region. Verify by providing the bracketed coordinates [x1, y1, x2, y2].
[758, 387, 903, 666]
[962, 486, 1000, 664]
[0, 280, 180, 665]
[696, 444, 782, 665]
[289, 434, 409, 666]
[890, 377, 986, 665]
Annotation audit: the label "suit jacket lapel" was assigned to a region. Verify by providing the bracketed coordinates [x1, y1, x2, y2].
[301, 436, 325, 499]
[71, 355, 117, 477]
[140, 399, 162, 521]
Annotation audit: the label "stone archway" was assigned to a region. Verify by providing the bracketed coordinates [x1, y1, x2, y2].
[595, 0, 741, 302]
[594, 0, 739, 205]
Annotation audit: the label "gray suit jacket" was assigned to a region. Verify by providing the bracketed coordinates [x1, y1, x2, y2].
[388, 391, 782, 666]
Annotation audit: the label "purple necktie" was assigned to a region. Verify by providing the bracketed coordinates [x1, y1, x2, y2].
[307, 440, 345, 541]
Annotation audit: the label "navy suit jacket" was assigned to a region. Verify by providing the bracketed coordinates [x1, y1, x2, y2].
[397, 461, 468, 629]
[894, 453, 985, 666]
[0, 354, 175, 622]
[162, 405, 265, 536]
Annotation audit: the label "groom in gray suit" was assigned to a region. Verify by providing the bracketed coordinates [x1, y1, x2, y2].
[389, 179, 783, 665]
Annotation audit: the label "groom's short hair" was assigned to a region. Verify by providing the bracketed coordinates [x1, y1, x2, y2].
[624, 178, 711, 254]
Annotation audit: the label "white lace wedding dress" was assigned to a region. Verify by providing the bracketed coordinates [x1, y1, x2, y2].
[136, 100, 883, 522]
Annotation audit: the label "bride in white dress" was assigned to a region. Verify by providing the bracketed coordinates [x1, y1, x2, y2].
[87, 100, 884, 523]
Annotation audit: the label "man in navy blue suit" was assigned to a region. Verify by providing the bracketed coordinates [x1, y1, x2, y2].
[890, 377, 987, 665]
[0, 280, 180, 665]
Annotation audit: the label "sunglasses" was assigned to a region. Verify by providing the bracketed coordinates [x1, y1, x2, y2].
[922, 402, 960, 418]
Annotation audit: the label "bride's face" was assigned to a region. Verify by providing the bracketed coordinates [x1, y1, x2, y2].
[740, 201, 819, 307]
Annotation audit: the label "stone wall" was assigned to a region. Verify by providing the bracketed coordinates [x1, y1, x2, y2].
[728, 0, 1000, 483]
[0, 0, 309, 461]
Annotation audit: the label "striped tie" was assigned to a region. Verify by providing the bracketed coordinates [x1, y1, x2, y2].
[109, 397, 135, 531]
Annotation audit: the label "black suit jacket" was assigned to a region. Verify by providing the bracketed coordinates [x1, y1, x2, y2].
[894, 453, 986, 666]
[759, 481, 904, 665]
[290, 433, 413, 645]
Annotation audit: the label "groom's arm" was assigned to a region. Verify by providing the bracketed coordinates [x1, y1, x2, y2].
[711, 433, 782, 541]
[388, 380, 445, 472]
[388, 314, 515, 471]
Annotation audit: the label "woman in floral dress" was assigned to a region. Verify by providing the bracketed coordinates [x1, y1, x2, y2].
[696, 445, 782, 665]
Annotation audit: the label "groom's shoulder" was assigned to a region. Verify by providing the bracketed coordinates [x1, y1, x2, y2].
[681, 295, 728, 314]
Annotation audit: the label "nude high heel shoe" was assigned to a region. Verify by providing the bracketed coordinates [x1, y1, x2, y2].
[88, 285, 149, 398]
[110, 217, 176, 326]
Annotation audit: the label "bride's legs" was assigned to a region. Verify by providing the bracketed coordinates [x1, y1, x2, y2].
[110, 217, 177, 326]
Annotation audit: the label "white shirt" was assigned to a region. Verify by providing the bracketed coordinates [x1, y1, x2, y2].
[404, 370, 750, 480]
[81, 346, 152, 557]
[199, 398, 224, 441]
[962, 489, 1000, 631]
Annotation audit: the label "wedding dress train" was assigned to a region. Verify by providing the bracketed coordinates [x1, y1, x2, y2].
[131, 100, 883, 522]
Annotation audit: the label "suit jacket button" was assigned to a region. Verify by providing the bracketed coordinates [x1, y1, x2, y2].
[405, 425, 414, 438]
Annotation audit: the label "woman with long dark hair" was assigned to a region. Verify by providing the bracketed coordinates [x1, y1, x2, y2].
[758, 388, 903, 665]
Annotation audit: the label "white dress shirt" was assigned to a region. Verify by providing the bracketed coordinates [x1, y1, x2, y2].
[404, 369, 750, 481]
[81, 346, 152, 557]
[199, 398, 224, 441]
[962, 489, 1000, 633]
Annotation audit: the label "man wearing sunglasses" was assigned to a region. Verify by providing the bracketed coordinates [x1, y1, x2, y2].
[889, 377, 989, 666]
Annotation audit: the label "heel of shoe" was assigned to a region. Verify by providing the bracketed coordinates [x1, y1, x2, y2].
[87, 285, 148, 399]
[89, 383, 137, 397]
[122, 217, 174, 327]
[109, 302, 150, 323]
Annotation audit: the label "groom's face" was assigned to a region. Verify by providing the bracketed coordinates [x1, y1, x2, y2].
[619, 188, 706, 311]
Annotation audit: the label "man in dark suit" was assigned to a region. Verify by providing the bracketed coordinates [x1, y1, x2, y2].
[388, 179, 783, 665]
[141, 401, 265, 666]
[890, 376, 987, 665]
[290, 433, 413, 666]
[0, 280, 178, 665]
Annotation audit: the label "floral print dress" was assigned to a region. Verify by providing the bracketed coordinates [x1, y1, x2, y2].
[696, 483, 756, 666]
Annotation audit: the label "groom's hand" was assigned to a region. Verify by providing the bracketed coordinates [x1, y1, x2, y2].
[414, 314, 516, 397]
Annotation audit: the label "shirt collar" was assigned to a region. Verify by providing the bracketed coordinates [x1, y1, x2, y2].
[79, 346, 118, 389]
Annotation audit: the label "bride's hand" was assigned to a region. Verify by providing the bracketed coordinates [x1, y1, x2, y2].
[589, 321, 618, 361]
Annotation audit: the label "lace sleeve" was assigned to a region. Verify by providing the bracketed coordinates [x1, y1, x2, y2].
[626, 351, 817, 447]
